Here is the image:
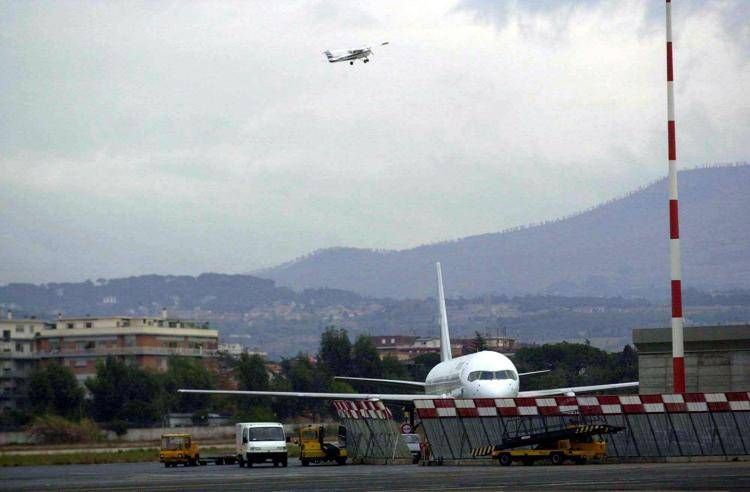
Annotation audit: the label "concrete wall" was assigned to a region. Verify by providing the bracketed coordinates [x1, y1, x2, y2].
[634, 325, 750, 394]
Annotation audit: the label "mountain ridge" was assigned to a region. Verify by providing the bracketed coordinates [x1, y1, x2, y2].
[259, 164, 750, 299]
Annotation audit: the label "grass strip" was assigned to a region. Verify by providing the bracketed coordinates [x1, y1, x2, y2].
[1, 445, 300, 467]
[0, 448, 158, 467]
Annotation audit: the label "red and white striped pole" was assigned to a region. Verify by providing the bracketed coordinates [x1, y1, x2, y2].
[666, 0, 685, 393]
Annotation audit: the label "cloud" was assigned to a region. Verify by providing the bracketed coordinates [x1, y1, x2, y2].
[1, 0, 748, 284]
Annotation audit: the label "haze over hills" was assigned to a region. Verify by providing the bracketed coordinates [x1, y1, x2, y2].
[259, 165, 750, 299]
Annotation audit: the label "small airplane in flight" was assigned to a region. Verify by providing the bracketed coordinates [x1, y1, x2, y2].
[180, 263, 638, 403]
[324, 42, 389, 65]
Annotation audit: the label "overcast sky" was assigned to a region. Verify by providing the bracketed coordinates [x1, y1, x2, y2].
[1, 0, 748, 285]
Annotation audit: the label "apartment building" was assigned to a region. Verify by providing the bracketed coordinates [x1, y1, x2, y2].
[0, 315, 54, 411]
[372, 335, 516, 361]
[35, 315, 219, 381]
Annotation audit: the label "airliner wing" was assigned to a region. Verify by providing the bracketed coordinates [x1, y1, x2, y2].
[334, 376, 426, 389]
[518, 381, 639, 398]
[178, 388, 435, 402]
[518, 370, 551, 377]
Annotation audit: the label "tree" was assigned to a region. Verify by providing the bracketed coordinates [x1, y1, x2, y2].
[234, 353, 272, 413]
[86, 357, 162, 427]
[27, 363, 84, 420]
[471, 332, 488, 353]
[318, 326, 352, 376]
[281, 353, 329, 416]
[381, 355, 408, 380]
[411, 352, 441, 381]
[351, 336, 382, 394]
[236, 353, 269, 391]
[161, 356, 216, 414]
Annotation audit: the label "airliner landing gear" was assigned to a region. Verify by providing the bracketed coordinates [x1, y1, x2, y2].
[364, 58, 369, 63]
[350, 61, 354, 65]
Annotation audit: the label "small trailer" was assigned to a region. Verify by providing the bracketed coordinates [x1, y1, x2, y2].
[159, 433, 236, 467]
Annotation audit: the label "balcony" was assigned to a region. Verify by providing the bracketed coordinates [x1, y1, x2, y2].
[34, 346, 219, 358]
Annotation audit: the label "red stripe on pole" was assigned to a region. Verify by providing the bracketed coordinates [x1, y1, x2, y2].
[666, 42, 674, 81]
[671, 280, 683, 317]
[668, 121, 677, 160]
[669, 200, 679, 238]
[673, 357, 685, 393]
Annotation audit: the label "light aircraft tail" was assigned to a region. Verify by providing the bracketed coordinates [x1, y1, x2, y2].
[324, 50, 334, 62]
[436, 262, 452, 362]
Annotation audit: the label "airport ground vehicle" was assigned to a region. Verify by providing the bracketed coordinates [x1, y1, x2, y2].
[236, 422, 288, 468]
[488, 424, 623, 466]
[299, 425, 348, 466]
[160, 434, 200, 467]
[159, 433, 237, 467]
[402, 433, 422, 463]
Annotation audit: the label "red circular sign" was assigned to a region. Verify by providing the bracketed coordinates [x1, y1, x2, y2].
[400, 423, 412, 434]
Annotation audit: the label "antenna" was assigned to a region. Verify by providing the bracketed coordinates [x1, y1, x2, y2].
[436, 262, 452, 362]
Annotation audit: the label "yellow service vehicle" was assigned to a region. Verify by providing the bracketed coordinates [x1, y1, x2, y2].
[493, 434, 607, 466]
[473, 423, 623, 466]
[298, 425, 348, 466]
[160, 433, 200, 467]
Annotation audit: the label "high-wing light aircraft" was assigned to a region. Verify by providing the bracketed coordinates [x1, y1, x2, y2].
[180, 263, 638, 402]
[323, 42, 389, 65]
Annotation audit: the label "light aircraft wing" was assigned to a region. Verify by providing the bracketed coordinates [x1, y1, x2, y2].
[517, 381, 639, 398]
[334, 376, 426, 389]
[178, 388, 436, 402]
[518, 370, 551, 377]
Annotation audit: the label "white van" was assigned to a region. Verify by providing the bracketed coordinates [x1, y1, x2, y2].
[236, 422, 288, 468]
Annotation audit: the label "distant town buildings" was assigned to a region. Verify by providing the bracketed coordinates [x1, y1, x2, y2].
[371, 335, 516, 361]
[217, 342, 267, 359]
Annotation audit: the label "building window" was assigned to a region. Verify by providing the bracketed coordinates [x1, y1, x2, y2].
[74, 360, 87, 367]
[85, 322, 92, 328]
[15, 325, 24, 333]
[66, 323, 74, 329]
[15, 343, 23, 352]
[390, 338, 395, 344]
[84, 341, 95, 350]
[2, 331, 9, 342]
[381, 338, 386, 344]
[122, 320, 130, 327]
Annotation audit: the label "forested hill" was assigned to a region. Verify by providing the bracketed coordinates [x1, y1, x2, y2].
[259, 164, 750, 299]
[0, 273, 362, 316]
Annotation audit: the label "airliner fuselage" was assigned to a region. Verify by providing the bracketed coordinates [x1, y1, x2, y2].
[425, 351, 520, 399]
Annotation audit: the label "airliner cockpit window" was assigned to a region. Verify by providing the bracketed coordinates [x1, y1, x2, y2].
[468, 370, 519, 381]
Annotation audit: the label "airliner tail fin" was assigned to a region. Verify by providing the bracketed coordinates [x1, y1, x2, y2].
[436, 262, 452, 362]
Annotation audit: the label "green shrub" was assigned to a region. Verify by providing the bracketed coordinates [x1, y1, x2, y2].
[105, 419, 128, 437]
[27, 415, 104, 444]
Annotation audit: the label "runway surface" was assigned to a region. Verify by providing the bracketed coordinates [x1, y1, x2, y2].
[2, 460, 749, 490]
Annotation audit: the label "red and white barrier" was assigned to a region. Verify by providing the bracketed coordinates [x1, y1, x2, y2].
[332, 400, 393, 420]
[408, 393, 750, 419]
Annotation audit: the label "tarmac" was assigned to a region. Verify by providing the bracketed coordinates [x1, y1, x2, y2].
[2, 460, 750, 491]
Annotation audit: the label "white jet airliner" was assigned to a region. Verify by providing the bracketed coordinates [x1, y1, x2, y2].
[324, 42, 389, 65]
[180, 263, 638, 402]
